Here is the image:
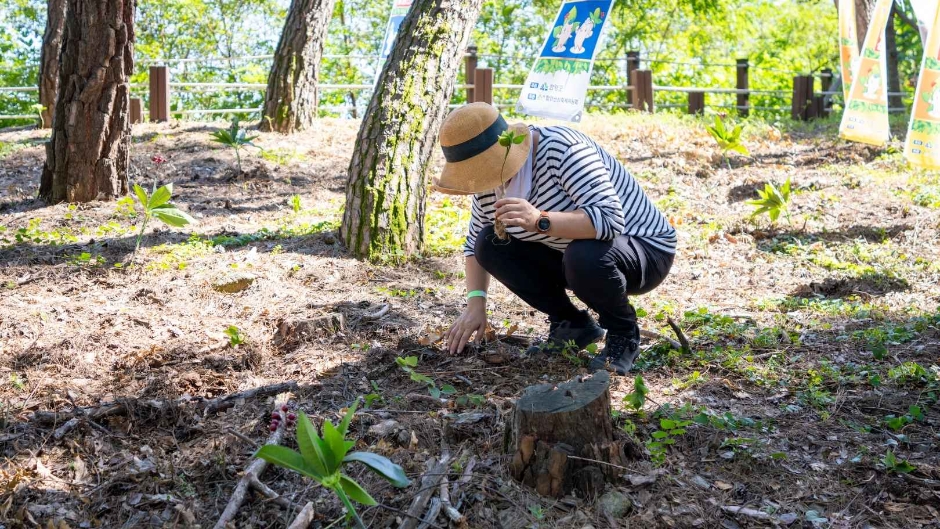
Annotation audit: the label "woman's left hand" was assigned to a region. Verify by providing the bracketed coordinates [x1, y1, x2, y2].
[495, 198, 540, 232]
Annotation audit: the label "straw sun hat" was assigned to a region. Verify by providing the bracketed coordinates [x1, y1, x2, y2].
[432, 103, 531, 195]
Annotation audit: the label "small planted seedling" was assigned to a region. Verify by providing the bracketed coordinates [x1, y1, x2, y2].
[882, 449, 916, 474]
[254, 399, 411, 529]
[131, 183, 197, 261]
[210, 117, 259, 172]
[623, 374, 649, 411]
[705, 114, 749, 169]
[225, 326, 245, 348]
[31, 103, 47, 128]
[396, 356, 455, 399]
[494, 128, 527, 240]
[747, 178, 792, 226]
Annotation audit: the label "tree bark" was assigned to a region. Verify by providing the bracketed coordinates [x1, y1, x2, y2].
[507, 372, 637, 497]
[39, 0, 135, 203]
[886, 6, 903, 111]
[854, 0, 876, 49]
[259, 0, 336, 133]
[38, 0, 67, 129]
[340, 0, 483, 259]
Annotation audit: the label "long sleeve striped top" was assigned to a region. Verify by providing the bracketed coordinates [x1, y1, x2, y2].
[463, 125, 677, 256]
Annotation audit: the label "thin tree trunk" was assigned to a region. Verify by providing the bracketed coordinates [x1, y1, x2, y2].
[38, 0, 67, 129]
[855, 0, 876, 48]
[886, 6, 903, 110]
[340, 0, 483, 259]
[39, 0, 134, 203]
[259, 0, 336, 133]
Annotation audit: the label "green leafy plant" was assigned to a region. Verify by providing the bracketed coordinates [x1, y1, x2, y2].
[131, 183, 197, 260]
[254, 399, 411, 528]
[30, 103, 46, 128]
[493, 129, 527, 240]
[623, 374, 649, 411]
[225, 326, 245, 348]
[396, 356, 455, 399]
[210, 117, 259, 172]
[647, 417, 692, 465]
[747, 178, 792, 226]
[882, 449, 916, 474]
[290, 194, 302, 213]
[705, 114, 749, 168]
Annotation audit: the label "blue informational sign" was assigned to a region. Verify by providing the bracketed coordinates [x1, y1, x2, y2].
[517, 0, 615, 122]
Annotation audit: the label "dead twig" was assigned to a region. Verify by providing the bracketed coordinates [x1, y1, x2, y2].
[249, 476, 302, 510]
[32, 381, 299, 427]
[721, 505, 772, 520]
[213, 392, 292, 529]
[439, 474, 464, 525]
[639, 329, 682, 351]
[417, 498, 442, 529]
[361, 303, 391, 321]
[398, 453, 452, 529]
[287, 502, 316, 529]
[666, 317, 691, 353]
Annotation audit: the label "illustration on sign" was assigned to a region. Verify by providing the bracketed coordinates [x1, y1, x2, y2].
[904, 3, 940, 169]
[517, 0, 615, 122]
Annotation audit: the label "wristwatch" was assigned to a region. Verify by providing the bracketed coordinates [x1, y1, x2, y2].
[536, 211, 551, 233]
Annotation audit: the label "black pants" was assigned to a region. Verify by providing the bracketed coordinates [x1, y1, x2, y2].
[474, 225, 674, 335]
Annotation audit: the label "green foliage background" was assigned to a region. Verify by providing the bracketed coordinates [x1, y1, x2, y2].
[0, 0, 925, 125]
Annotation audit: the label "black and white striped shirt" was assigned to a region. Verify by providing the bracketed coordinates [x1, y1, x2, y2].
[464, 125, 677, 256]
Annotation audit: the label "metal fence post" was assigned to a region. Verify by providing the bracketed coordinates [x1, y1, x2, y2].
[736, 59, 749, 117]
[473, 68, 493, 105]
[465, 45, 477, 104]
[149, 65, 170, 122]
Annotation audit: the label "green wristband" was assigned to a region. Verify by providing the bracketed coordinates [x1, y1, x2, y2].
[466, 290, 487, 300]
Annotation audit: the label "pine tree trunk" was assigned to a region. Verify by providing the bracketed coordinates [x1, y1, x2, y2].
[39, 0, 134, 203]
[854, 0, 876, 48]
[259, 0, 336, 133]
[341, 0, 482, 258]
[38, 0, 67, 130]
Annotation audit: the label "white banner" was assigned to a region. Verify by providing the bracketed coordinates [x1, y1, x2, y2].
[516, 0, 615, 122]
[910, 0, 939, 43]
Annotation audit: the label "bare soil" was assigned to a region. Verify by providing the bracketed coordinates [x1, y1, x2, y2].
[0, 114, 938, 529]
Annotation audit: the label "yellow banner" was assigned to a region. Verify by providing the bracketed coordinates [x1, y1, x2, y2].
[905, 5, 940, 169]
[838, 0, 892, 146]
[838, 0, 859, 101]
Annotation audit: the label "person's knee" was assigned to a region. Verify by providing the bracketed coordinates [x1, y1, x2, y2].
[473, 225, 498, 270]
[563, 239, 620, 292]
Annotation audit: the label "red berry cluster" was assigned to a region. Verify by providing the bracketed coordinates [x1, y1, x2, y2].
[269, 404, 298, 432]
[151, 154, 167, 165]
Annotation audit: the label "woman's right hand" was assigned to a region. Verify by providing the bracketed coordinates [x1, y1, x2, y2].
[446, 299, 488, 355]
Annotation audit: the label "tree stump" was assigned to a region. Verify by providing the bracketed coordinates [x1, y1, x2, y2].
[508, 371, 632, 498]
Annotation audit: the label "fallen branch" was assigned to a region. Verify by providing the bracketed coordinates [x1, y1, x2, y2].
[639, 330, 682, 351]
[249, 476, 302, 510]
[286, 502, 316, 529]
[398, 453, 452, 529]
[213, 392, 292, 529]
[416, 498, 442, 529]
[721, 505, 772, 521]
[439, 475, 464, 525]
[361, 303, 391, 322]
[32, 381, 299, 427]
[666, 317, 691, 354]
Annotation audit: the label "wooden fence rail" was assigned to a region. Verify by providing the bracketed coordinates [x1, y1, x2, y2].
[0, 50, 911, 122]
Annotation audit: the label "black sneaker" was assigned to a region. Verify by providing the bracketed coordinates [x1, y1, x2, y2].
[589, 333, 640, 376]
[526, 314, 605, 355]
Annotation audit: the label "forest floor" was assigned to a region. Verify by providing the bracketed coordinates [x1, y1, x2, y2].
[0, 114, 939, 529]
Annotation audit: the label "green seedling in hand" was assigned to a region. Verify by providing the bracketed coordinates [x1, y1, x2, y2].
[494, 129, 527, 240]
[705, 114, 749, 169]
[210, 117, 259, 172]
[131, 183, 197, 261]
[254, 399, 410, 528]
[747, 178, 792, 226]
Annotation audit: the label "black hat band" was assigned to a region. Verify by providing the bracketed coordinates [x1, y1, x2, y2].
[441, 115, 508, 163]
